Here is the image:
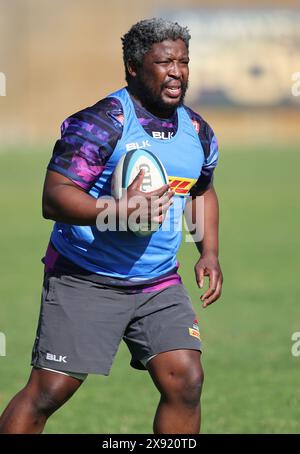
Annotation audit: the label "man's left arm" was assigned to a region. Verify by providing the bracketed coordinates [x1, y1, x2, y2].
[185, 186, 223, 308]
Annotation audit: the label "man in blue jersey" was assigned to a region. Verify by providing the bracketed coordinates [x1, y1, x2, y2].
[0, 18, 223, 434]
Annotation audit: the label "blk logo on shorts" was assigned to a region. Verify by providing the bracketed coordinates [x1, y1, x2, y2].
[46, 352, 67, 363]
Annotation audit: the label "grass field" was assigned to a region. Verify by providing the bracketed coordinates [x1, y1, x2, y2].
[0, 145, 299, 433]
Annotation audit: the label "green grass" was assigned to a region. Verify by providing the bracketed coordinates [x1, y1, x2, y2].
[0, 145, 299, 433]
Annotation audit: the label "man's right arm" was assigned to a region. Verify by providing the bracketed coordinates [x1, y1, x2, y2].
[42, 169, 173, 227]
[42, 170, 106, 225]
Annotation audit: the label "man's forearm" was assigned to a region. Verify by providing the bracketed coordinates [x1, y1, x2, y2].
[43, 183, 110, 225]
[42, 170, 120, 225]
[191, 186, 223, 307]
[42, 169, 172, 227]
[195, 186, 219, 257]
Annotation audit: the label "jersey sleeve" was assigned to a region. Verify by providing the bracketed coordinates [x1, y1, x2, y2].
[48, 97, 124, 190]
[185, 107, 219, 196]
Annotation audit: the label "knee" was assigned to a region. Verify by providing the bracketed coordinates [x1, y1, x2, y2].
[162, 363, 204, 408]
[34, 387, 64, 418]
[29, 380, 74, 418]
[26, 368, 81, 418]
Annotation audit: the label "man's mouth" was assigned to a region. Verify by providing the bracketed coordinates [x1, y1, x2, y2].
[163, 85, 182, 98]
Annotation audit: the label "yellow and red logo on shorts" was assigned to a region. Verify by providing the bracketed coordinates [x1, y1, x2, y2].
[168, 176, 197, 195]
[189, 328, 201, 340]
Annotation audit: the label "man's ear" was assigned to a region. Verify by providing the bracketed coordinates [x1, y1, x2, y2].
[126, 59, 137, 78]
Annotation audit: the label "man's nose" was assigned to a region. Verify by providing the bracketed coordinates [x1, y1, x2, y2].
[168, 62, 181, 78]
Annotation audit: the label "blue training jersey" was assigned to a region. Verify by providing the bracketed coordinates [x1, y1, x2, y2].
[49, 88, 214, 280]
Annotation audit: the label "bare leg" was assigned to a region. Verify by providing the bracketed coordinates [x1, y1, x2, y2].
[0, 368, 83, 434]
[148, 350, 204, 434]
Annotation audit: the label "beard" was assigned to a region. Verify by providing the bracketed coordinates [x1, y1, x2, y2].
[134, 73, 189, 117]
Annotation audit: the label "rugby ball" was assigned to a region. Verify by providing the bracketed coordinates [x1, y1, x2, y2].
[111, 149, 168, 236]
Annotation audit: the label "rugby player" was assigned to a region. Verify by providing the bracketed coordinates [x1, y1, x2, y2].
[0, 18, 223, 434]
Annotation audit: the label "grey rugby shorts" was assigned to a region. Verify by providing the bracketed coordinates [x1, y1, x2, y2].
[31, 273, 202, 377]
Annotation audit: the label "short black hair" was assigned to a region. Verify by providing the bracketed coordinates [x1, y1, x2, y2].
[122, 18, 191, 82]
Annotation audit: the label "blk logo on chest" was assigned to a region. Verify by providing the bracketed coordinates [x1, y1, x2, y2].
[152, 131, 174, 140]
[126, 140, 151, 151]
